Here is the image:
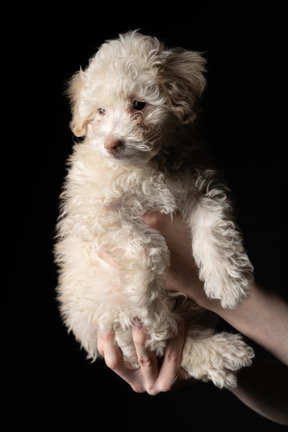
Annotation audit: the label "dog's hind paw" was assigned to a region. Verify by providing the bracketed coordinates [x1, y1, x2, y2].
[182, 331, 254, 388]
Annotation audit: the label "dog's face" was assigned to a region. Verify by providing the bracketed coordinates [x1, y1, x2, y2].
[68, 31, 206, 165]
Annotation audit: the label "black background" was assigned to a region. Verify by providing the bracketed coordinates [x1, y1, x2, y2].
[3, 2, 287, 430]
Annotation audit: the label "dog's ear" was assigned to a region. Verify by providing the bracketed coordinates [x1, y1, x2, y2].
[161, 49, 206, 123]
[66, 71, 89, 137]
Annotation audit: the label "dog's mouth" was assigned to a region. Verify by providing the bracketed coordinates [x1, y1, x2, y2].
[108, 149, 140, 162]
[106, 144, 159, 165]
[105, 144, 128, 160]
[111, 151, 124, 160]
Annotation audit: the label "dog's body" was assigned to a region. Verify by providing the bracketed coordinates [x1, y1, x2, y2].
[55, 31, 254, 388]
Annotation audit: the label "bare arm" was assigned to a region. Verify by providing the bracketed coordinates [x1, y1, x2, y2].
[144, 212, 288, 366]
[98, 213, 288, 424]
[207, 282, 288, 366]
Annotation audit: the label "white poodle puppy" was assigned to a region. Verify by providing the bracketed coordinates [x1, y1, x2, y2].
[55, 30, 255, 388]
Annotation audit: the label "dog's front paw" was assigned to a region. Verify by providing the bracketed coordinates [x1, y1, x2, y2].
[191, 177, 254, 308]
[199, 247, 254, 308]
[203, 270, 253, 309]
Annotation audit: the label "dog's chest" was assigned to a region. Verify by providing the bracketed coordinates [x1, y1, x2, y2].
[68, 147, 191, 229]
[102, 168, 178, 218]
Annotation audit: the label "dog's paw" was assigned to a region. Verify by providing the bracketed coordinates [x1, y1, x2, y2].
[182, 331, 254, 388]
[203, 271, 253, 309]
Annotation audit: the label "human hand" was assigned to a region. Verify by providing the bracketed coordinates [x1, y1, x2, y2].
[96, 211, 207, 394]
[97, 320, 193, 395]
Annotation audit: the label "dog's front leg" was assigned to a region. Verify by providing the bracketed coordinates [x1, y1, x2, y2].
[187, 170, 254, 308]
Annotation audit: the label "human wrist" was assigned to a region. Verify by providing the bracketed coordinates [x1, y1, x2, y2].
[174, 276, 220, 312]
[194, 291, 222, 312]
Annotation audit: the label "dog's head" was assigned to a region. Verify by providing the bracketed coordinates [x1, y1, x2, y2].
[67, 31, 206, 164]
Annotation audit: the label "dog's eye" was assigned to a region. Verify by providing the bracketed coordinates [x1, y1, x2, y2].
[98, 108, 106, 115]
[133, 101, 146, 111]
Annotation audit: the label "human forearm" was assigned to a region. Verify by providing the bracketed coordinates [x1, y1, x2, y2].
[98, 212, 288, 426]
[199, 281, 288, 366]
[230, 360, 288, 425]
[144, 213, 288, 364]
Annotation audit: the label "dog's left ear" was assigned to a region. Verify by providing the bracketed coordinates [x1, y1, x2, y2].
[160, 49, 206, 123]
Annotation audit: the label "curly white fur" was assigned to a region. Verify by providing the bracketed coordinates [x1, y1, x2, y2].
[55, 31, 254, 388]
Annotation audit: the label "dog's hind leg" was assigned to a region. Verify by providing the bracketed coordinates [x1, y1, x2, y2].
[181, 327, 254, 388]
[55, 234, 127, 360]
[112, 222, 179, 357]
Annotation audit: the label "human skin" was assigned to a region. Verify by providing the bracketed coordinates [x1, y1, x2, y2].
[97, 213, 288, 424]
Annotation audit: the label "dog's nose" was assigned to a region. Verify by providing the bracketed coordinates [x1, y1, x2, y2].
[104, 137, 123, 154]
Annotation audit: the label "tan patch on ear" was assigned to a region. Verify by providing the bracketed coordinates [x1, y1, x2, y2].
[70, 118, 89, 137]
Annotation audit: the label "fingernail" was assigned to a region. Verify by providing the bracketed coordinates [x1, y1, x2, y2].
[133, 317, 143, 330]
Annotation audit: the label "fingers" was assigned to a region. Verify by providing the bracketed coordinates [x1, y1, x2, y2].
[97, 331, 123, 371]
[156, 319, 190, 391]
[98, 328, 162, 394]
[97, 331, 138, 387]
[97, 330, 154, 393]
[132, 321, 189, 395]
[132, 324, 160, 395]
[98, 324, 191, 395]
